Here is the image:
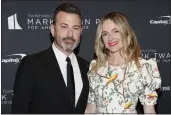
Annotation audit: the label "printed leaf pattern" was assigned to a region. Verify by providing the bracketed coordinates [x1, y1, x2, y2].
[87, 58, 161, 113]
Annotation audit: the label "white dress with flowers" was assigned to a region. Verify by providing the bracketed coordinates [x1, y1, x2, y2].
[87, 58, 161, 114]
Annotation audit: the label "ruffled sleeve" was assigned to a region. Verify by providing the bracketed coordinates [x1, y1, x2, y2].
[139, 58, 161, 105]
[87, 60, 96, 104]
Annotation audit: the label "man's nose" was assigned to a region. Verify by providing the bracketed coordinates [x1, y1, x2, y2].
[67, 28, 74, 37]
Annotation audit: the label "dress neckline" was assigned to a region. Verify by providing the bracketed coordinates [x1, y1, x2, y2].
[106, 60, 127, 69]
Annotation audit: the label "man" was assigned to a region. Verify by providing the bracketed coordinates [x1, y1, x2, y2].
[11, 3, 89, 114]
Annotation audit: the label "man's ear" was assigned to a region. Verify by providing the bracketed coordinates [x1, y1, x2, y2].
[50, 24, 55, 37]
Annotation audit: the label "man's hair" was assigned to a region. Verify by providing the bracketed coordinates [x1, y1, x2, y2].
[52, 3, 81, 24]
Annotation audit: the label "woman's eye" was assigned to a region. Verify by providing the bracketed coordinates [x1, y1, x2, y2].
[102, 33, 107, 36]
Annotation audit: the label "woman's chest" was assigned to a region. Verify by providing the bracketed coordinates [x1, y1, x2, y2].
[93, 70, 144, 99]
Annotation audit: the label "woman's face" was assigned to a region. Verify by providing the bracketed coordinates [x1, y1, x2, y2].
[101, 19, 123, 54]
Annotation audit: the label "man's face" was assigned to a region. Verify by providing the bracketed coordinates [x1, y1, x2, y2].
[51, 11, 82, 53]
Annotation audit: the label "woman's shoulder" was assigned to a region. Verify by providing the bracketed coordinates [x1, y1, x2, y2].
[138, 57, 158, 66]
[138, 57, 161, 88]
[89, 59, 97, 70]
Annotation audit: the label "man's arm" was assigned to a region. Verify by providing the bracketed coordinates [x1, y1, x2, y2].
[11, 57, 34, 113]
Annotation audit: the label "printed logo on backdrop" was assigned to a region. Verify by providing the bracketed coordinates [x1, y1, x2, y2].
[7, 13, 101, 30]
[27, 14, 53, 30]
[82, 17, 100, 30]
[27, 14, 101, 30]
[1, 53, 26, 64]
[150, 15, 171, 25]
[8, 13, 23, 30]
[1, 89, 13, 105]
[141, 49, 170, 63]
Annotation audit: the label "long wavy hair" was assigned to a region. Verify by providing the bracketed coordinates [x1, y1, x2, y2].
[91, 12, 141, 72]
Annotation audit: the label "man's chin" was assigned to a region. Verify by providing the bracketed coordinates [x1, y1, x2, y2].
[62, 44, 77, 51]
[63, 46, 74, 52]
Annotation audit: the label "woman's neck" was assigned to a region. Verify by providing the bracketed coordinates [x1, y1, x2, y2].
[108, 52, 126, 67]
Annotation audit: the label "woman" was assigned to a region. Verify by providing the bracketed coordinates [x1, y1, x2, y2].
[85, 12, 161, 114]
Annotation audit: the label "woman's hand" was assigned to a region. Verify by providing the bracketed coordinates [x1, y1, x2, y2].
[143, 105, 156, 114]
[85, 104, 96, 114]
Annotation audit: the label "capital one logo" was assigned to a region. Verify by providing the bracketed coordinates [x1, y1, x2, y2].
[1, 53, 26, 64]
[8, 13, 23, 30]
[150, 15, 171, 25]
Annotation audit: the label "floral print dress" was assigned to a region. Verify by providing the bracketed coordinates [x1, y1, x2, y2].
[87, 58, 161, 114]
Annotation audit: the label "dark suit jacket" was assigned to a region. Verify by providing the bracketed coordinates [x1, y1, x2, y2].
[11, 47, 90, 114]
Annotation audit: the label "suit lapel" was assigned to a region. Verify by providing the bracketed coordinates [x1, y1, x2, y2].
[43, 48, 89, 113]
[43, 47, 71, 98]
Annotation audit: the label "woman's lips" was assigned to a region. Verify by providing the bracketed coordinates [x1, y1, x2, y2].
[108, 41, 118, 46]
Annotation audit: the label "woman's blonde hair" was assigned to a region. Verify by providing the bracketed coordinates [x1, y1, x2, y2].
[92, 12, 141, 72]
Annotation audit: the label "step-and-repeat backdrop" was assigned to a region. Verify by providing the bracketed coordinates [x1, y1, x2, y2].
[1, 0, 171, 114]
